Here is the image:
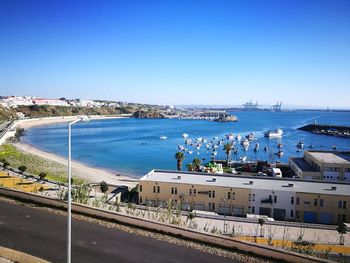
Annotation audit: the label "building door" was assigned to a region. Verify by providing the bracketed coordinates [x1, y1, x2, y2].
[273, 208, 286, 220]
[303, 211, 317, 223]
[259, 207, 271, 217]
[319, 213, 333, 224]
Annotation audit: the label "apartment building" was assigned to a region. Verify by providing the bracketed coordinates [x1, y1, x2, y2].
[289, 150, 350, 182]
[138, 170, 350, 224]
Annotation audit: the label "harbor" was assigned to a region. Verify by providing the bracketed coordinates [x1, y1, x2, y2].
[20, 110, 350, 177]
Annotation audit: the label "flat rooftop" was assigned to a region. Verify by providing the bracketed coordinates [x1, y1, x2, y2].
[307, 151, 350, 165]
[290, 157, 317, 172]
[140, 170, 350, 196]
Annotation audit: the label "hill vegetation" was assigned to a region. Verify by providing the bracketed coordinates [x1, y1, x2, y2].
[0, 104, 168, 122]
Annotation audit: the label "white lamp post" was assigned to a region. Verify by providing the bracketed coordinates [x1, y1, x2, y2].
[67, 115, 89, 263]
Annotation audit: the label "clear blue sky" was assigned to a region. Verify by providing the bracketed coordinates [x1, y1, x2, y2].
[0, 0, 349, 108]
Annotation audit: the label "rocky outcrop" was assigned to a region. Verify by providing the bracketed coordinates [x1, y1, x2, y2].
[132, 110, 165, 119]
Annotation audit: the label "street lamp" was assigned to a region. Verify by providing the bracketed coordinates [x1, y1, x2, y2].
[67, 115, 89, 263]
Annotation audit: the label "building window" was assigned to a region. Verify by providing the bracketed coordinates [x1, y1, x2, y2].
[139, 197, 142, 203]
[189, 189, 192, 196]
[338, 214, 342, 223]
[227, 192, 231, 200]
[248, 194, 252, 201]
[343, 214, 346, 222]
[269, 195, 272, 203]
[339, 200, 342, 209]
[343, 201, 347, 209]
[291, 197, 294, 205]
[290, 210, 294, 217]
[171, 187, 174, 194]
[209, 191, 212, 198]
[274, 195, 277, 203]
[174, 188, 178, 195]
[232, 192, 236, 200]
[194, 189, 196, 195]
[212, 191, 215, 198]
[252, 206, 255, 214]
[296, 197, 300, 205]
[314, 199, 318, 206]
[252, 194, 255, 202]
[153, 186, 156, 193]
[157, 186, 160, 193]
[212, 203, 215, 210]
[320, 199, 324, 207]
[296, 210, 300, 218]
[139, 185, 142, 192]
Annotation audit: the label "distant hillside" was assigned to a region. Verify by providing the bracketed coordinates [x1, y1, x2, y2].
[0, 105, 137, 122]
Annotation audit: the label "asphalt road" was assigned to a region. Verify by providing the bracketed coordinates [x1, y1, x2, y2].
[0, 199, 239, 263]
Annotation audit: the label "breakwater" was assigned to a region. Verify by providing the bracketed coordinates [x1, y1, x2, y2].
[298, 124, 350, 138]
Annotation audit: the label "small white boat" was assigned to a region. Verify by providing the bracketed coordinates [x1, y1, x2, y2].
[264, 128, 283, 138]
[160, 136, 167, 140]
[236, 134, 242, 141]
[240, 156, 247, 162]
[296, 141, 304, 148]
[277, 143, 283, 149]
[241, 139, 250, 147]
[188, 151, 193, 154]
[226, 133, 234, 140]
[182, 133, 189, 138]
[254, 143, 259, 151]
[275, 150, 284, 156]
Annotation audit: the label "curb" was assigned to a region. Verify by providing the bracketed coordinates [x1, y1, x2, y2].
[0, 246, 50, 263]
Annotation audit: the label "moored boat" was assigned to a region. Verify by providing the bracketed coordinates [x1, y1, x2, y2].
[264, 128, 283, 138]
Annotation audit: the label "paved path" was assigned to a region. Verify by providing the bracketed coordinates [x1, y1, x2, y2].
[0, 200, 240, 263]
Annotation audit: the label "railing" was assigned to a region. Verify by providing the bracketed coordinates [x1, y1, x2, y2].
[261, 198, 273, 204]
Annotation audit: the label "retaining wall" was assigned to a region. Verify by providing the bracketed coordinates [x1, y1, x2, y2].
[0, 187, 331, 263]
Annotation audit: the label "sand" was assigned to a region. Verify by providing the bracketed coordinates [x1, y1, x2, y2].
[11, 116, 138, 188]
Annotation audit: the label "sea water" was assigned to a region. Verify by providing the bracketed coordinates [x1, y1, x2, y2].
[22, 110, 350, 177]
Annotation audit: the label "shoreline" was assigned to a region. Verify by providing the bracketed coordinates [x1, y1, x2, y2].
[15, 114, 130, 129]
[8, 115, 139, 188]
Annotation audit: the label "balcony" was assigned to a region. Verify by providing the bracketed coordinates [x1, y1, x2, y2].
[261, 198, 273, 204]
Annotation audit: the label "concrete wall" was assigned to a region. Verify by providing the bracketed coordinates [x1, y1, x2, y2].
[0, 187, 330, 263]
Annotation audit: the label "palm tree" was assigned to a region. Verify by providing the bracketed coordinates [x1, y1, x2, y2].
[223, 143, 233, 167]
[175, 152, 185, 171]
[337, 222, 347, 245]
[186, 163, 194, 172]
[192, 158, 201, 172]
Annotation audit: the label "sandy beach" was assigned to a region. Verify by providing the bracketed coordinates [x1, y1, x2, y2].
[10, 116, 138, 188]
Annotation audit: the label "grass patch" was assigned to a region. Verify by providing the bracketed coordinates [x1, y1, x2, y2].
[0, 144, 85, 184]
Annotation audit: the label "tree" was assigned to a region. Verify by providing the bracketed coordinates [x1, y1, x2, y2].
[18, 165, 27, 174]
[192, 158, 201, 172]
[337, 222, 347, 245]
[39, 172, 47, 181]
[223, 143, 233, 167]
[175, 152, 185, 171]
[100, 181, 109, 193]
[186, 163, 194, 172]
[258, 218, 265, 237]
[2, 160, 10, 169]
